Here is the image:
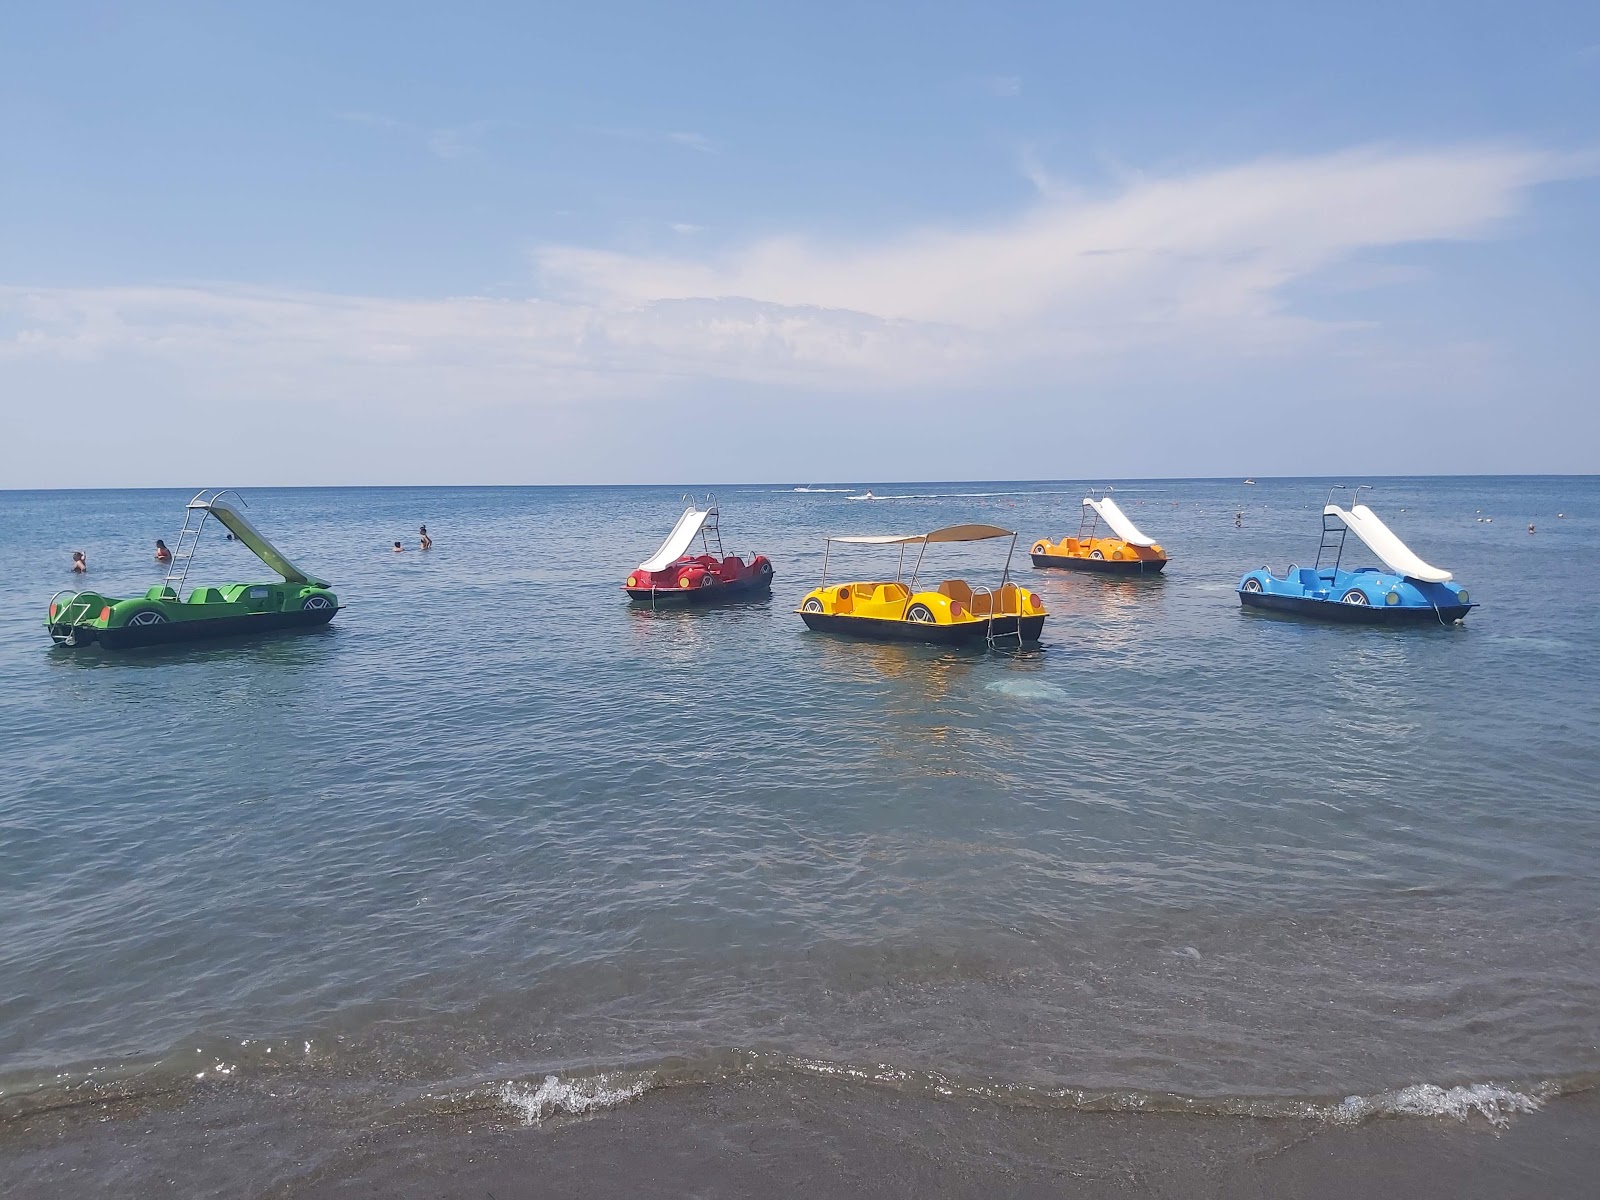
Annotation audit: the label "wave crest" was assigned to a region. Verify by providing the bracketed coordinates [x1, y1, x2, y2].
[1327, 1081, 1551, 1129]
[497, 1071, 656, 1125]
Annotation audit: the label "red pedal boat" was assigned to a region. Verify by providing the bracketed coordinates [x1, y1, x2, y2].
[624, 495, 774, 605]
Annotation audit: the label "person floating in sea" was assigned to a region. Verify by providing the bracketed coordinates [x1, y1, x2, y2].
[393, 540, 405, 552]
[1528, 523, 1536, 534]
[71, 550, 87, 573]
[419, 524, 432, 550]
[1234, 510, 1243, 528]
[154, 539, 172, 563]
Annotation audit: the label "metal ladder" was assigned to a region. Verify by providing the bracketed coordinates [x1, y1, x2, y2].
[47, 590, 95, 645]
[701, 493, 724, 559]
[970, 584, 1025, 651]
[1074, 492, 1100, 548]
[1314, 484, 1353, 573]
[162, 501, 214, 599]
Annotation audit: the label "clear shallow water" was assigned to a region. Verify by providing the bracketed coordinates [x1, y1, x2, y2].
[1, 478, 1598, 1147]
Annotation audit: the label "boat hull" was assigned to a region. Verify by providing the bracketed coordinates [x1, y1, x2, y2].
[625, 573, 774, 606]
[1031, 552, 1167, 575]
[1238, 591, 1473, 625]
[65, 607, 339, 650]
[799, 610, 1046, 645]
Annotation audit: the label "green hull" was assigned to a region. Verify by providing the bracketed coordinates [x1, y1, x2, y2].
[92, 606, 337, 648]
[49, 583, 340, 650]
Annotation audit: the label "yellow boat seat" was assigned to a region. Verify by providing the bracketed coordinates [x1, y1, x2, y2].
[937, 580, 973, 608]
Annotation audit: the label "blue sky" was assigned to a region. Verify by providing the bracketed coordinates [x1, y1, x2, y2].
[3, 1, 1598, 486]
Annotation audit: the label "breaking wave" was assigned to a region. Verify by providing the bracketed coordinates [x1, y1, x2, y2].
[497, 1071, 656, 1124]
[5, 1040, 1585, 1133]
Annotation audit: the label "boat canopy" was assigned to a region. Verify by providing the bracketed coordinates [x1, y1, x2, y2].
[640, 505, 712, 572]
[1326, 504, 1452, 583]
[200, 496, 327, 587]
[1083, 497, 1156, 547]
[830, 523, 1015, 545]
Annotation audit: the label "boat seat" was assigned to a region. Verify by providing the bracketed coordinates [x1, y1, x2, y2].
[936, 580, 974, 608]
[874, 582, 909, 604]
[189, 586, 227, 604]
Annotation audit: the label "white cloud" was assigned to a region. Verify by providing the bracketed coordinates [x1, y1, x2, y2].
[665, 130, 716, 153]
[0, 144, 1577, 405]
[590, 127, 719, 154]
[337, 110, 492, 160]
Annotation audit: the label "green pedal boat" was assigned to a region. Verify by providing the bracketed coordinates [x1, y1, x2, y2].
[47, 489, 340, 649]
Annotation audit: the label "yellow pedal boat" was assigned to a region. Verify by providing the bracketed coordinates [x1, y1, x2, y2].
[797, 523, 1046, 646]
[1031, 496, 1168, 575]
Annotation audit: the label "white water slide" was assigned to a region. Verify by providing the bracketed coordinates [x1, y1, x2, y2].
[1326, 504, 1452, 583]
[1084, 497, 1157, 547]
[639, 505, 712, 572]
[203, 497, 328, 586]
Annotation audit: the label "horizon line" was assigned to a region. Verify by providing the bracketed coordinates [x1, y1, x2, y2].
[3, 472, 1596, 494]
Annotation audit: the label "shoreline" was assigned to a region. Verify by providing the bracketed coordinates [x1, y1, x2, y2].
[5, 1075, 1597, 1198]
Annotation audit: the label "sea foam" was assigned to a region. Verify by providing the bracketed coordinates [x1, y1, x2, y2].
[983, 679, 1069, 702]
[1326, 1081, 1549, 1129]
[498, 1071, 655, 1125]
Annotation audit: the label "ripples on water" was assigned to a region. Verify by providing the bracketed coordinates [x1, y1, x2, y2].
[1, 478, 1597, 1140]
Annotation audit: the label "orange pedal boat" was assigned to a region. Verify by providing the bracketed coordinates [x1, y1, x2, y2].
[1031, 496, 1168, 575]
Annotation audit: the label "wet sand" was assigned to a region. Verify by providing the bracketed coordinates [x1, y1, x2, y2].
[6, 1077, 1596, 1198]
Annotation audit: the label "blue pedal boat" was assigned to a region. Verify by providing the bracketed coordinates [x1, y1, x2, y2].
[1237, 487, 1475, 625]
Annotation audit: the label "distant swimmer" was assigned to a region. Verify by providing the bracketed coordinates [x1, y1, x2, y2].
[71, 550, 87, 573]
[1234, 510, 1243, 528]
[1528, 523, 1536, 534]
[154, 539, 172, 563]
[393, 540, 405, 552]
[419, 524, 432, 550]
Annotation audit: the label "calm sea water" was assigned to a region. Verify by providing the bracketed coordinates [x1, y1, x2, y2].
[2, 478, 1598, 1186]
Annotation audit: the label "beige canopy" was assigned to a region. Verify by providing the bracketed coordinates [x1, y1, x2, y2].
[829, 523, 1015, 545]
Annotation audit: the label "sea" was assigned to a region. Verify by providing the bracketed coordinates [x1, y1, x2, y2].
[1, 476, 1597, 1197]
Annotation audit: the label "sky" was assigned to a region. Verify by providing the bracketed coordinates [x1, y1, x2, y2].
[2, 1, 1598, 487]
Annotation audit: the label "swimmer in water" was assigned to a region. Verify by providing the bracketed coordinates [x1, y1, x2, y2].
[154, 539, 172, 563]
[71, 550, 87, 573]
[419, 524, 432, 550]
[393, 540, 404, 552]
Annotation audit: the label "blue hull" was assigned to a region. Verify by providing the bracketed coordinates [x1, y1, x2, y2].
[1239, 591, 1473, 625]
